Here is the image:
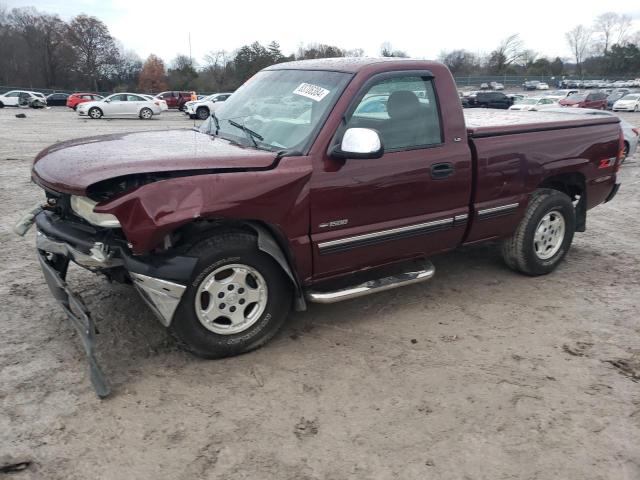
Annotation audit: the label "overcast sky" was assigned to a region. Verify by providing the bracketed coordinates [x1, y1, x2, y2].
[5, 0, 640, 65]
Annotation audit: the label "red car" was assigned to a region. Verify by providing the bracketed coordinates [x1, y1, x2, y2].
[559, 91, 607, 109]
[66, 92, 104, 110]
[155, 91, 194, 110]
[20, 58, 622, 396]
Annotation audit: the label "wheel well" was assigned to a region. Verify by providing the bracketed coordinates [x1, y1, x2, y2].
[538, 172, 586, 232]
[168, 219, 306, 310]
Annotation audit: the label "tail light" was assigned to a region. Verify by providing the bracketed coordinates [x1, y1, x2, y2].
[615, 129, 624, 171]
[154, 101, 160, 106]
[632, 128, 639, 137]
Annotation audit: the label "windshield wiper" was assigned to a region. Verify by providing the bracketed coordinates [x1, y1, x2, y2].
[227, 119, 264, 149]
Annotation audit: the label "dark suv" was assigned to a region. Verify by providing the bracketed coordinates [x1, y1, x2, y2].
[464, 91, 513, 109]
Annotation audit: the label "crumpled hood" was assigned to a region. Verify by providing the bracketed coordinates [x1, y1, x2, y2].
[32, 129, 276, 195]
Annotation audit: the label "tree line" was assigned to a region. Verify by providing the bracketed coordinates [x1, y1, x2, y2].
[440, 13, 640, 78]
[1, 5, 638, 95]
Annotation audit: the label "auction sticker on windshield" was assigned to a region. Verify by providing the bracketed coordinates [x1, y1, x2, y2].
[293, 83, 330, 102]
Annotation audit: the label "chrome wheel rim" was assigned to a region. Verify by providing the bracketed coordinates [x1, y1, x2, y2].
[141, 109, 152, 119]
[89, 109, 101, 119]
[533, 210, 565, 260]
[195, 263, 268, 335]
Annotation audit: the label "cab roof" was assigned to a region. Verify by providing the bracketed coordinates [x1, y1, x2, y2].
[266, 57, 440, 73]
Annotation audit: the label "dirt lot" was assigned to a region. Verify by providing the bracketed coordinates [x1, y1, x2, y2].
[1, 107, 639, 480]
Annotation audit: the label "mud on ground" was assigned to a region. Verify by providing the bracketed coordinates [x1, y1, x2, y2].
[1, 108, 639, 479]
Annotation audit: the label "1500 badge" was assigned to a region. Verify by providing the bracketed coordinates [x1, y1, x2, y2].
[319, 219, 349, 228]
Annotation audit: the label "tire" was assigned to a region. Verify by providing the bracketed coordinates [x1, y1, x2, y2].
[501, 189, 576, 276]
[170, 232, 293, 358]
[622, 142, 629, 163]
[0, 101, 4, 108]
[88, 107, 102, 119]
[140, 107, 153, 120]
[196, 106, 210, 120]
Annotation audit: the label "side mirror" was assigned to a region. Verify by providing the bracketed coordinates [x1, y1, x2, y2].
[331, 128, 384, 160]
[104, 99, 111, 103]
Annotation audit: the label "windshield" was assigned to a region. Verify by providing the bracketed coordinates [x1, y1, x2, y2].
[621, 94, 639, 100]
[521, 98, 539, 105]
[567, 94, 586, 101]
[200, 69, 352, 151]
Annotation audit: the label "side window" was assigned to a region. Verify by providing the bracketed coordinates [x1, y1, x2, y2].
[347, 75, 441, 150]
[127, 94, 142, 102]
[110, 94, 126, 102]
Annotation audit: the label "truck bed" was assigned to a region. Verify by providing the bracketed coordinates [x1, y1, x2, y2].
[464, 109, 620, 138]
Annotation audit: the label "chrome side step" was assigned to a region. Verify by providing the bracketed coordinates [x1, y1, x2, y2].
[305, 260, 435, 304]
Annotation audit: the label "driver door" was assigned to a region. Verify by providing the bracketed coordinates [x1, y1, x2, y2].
[309, 72, 472, 279]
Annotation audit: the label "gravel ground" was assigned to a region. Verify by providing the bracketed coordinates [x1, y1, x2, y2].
[1, 107, 639, 480]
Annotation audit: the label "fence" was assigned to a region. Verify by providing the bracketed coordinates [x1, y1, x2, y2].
[453, 75, 639, 89]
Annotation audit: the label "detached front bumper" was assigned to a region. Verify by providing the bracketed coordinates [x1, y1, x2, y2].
[17, 209, 198, 396]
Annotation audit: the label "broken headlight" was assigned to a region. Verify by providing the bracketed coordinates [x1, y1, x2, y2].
[70, 195, 121, 228]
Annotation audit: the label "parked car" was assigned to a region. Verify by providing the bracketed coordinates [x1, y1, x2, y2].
[536, 82, 549, 90]
[606, 89, 631, 109]
[0, 90, 47, 108]
[523, 81, 540, 91]
[508, 96, 559, 111]
[464, 91, 513, 109]
[489, 81, 504, 90]
[544, 89, 579, 100]
[76, 93, 162, 119]
[154, 91, 193, 110]
[141, 94, 168, 111]
[559, 91, 607, 109]
[184, 92, 233, 120]
[479, 82, 490, 90]
[17, 58, 623, 395]
[506, 93, 526, 103]
[66, 93, 104, 110]
[542, 107, 638, 160]
[46, 93, 70, 106]
[612, 93, 640, 112]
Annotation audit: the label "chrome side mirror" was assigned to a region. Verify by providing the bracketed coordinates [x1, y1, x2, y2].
[331, 127, 384, 159]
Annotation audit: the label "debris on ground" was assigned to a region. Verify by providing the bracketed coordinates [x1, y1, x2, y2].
[562, 341, 593, 357]
[15, 113, 26, 118]
[606, 358, 640, 383]
[294, 417, 319, 439]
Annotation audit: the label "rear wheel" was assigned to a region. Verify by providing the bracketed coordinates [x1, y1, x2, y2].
[170, 232, 292, 358]
[140, 107, 153, 119]
[196, 106, 210, 120]
[88, 107, 102, 119]
[501, 189, 576, 276]
[0, 101, 4, 108]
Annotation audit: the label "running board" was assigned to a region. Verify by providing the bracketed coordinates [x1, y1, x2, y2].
[305, 260, 435, 304]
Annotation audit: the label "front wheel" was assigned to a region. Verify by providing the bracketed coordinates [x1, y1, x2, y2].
[501, 189, 576, 276]
[140, 107, 153, 119]
[196, 106, 210, 120]
[170, 232, 292, 358]
[88, 107, 102, 119]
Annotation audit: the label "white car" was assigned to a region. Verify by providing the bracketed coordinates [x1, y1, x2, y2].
[612, 93, 640, 112]
[508, 96, 559, 111]
[142, 94, 168, 111]
[77, 93, 162, 119]
[536, 82, 550, 90]
[0, 90, 47, 108]
[184, 92, 233, 120]
[544, 89, 579, 100]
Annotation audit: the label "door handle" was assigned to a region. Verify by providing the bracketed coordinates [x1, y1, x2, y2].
[431, 162, 455, 179]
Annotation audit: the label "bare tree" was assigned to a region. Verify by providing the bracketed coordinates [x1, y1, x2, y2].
[565, 25, 592, 75]
[380, 41, 408, 58]
[594, 12, 633, 54]
[486, 34, 525, 73]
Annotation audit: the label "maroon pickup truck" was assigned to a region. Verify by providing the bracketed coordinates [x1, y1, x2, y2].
[16, 58, 623, 396]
